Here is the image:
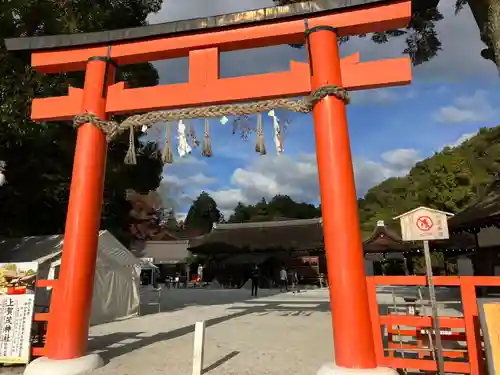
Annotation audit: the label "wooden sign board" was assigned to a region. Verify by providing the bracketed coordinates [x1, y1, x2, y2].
[394, 207, 452, 242]
[0, 261, 38, 364]
[478, 298, 500, 375]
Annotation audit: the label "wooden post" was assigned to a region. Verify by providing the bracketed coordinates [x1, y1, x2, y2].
[192, 321, 206, 375]
[423, 240, 445, 374]
[44, 56, 115, 360]
[307, 25, 377, 369]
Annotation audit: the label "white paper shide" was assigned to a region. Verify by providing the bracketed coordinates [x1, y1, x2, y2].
[177, 120, 192, 157]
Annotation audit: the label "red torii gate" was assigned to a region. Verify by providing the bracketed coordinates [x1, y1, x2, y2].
[5, 0, 412, 374]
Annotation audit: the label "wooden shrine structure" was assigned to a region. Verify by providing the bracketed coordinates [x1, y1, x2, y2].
[5, 0, 413, 373]
[449, 179, 500, 278]
[449, 179, 500, 234]
[363, 220, 476, 275]
[189, 218, 326, 285]
[363, 220, 410, 275]
[188, 218, 476, 279]
[189, 218, 324, 253]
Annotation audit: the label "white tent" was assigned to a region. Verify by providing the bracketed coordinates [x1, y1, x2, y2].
[0, 230, 141, 325]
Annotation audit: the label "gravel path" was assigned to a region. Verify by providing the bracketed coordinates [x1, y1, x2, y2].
[87, 288, 334, 375]
[0, 286, 464, 375]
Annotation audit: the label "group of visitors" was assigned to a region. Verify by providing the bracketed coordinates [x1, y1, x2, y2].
[279, 267, 300, 293]
[250, 265, 301, 297]
[163, 274, 181, 288]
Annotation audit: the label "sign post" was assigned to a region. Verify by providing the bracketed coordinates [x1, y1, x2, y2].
[394, 207, 454, 375]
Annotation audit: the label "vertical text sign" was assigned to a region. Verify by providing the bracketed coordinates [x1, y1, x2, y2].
[0, 261, 38, 364]
[0, 294, 36, 364]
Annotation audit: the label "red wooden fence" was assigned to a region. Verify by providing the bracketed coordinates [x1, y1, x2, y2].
[367, 276, 500, 374]
[31, 279, 57, 357]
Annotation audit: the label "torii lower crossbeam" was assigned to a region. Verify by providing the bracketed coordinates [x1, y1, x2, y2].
[32, 52, 410, 121]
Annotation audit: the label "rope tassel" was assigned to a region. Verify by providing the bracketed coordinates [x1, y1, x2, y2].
[124, 124, 137, 165]
[255, 112, 266, 155]
[162, 122, 173, 164]
[202, 119, 213, 157]
[187, 122, 200, 148]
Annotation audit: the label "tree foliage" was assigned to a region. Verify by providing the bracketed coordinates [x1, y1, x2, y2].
[0, 0, 164, 244]
[358, 126, 500, 234]
[228, 195, 321, 223]
[185, 192, 223, 233]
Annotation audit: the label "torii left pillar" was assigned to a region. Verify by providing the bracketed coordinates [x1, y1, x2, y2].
[24, 56, 115, 375]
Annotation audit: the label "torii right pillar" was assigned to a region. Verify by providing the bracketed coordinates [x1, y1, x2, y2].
[307, 27, 396, 375]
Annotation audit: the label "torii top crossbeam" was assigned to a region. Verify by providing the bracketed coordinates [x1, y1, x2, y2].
[5, 0, 408, 59]
[5, 0, 411, 122]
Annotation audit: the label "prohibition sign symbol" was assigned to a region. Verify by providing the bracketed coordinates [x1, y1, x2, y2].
[416, 216, 433, 231]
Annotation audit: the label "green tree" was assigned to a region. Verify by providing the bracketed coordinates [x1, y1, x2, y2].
[229, 202, 253, 223]
[227, 194, 321, 222]
[253, 197, 271, 221]
[357, 125, 500, 231]
[0, 0, 164, 244]
[185, 192, 223, 232]
[269, 194, 321, 218]
[410, 252, 452, 275]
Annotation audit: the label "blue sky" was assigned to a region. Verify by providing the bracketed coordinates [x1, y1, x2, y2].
[143, 0, 500, 220]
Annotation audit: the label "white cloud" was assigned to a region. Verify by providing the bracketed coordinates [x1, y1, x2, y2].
[351, 87, 416, 106]
[187, 173, 217, 185]
[433, 90, 495, 124]
[174, 156, 207, 166]
[158, 171, 216, 213]
[447, 132, 478, 148]
[208, 149, 422, 214]
[381, 148, 421, 170]
[162, 172, 216, 187]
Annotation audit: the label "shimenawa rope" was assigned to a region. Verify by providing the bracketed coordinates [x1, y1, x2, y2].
[72, 85, 349, 164]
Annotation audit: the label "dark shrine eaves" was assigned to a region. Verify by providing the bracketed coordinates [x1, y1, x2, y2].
[363, 223, 403, 245]
[448, 178, 500, 233]
[5, 0, 392, 52]
[214, 217, 322, 230]
[362, 223, 410, 253]
[188, 218, 324, 252]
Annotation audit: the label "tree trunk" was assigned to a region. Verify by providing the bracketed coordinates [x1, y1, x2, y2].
[487, 0, 500, 67]
[468, 0, 500, 70]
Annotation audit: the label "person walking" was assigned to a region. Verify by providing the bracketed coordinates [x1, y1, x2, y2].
[174, 273, 180, 288]
[279, 267, 288, 292]
[292, 271, 300, 294]
[250, 265, 260, 297]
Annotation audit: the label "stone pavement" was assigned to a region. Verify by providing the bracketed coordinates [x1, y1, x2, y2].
[86, 288, 334, 375]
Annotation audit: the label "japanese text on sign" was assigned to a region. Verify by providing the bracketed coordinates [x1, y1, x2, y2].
[0, 294, 35, 364]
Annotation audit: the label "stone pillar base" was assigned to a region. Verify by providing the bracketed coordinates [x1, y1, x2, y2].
[318, 363, 399, 375]
[24, 354, 105, 375]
